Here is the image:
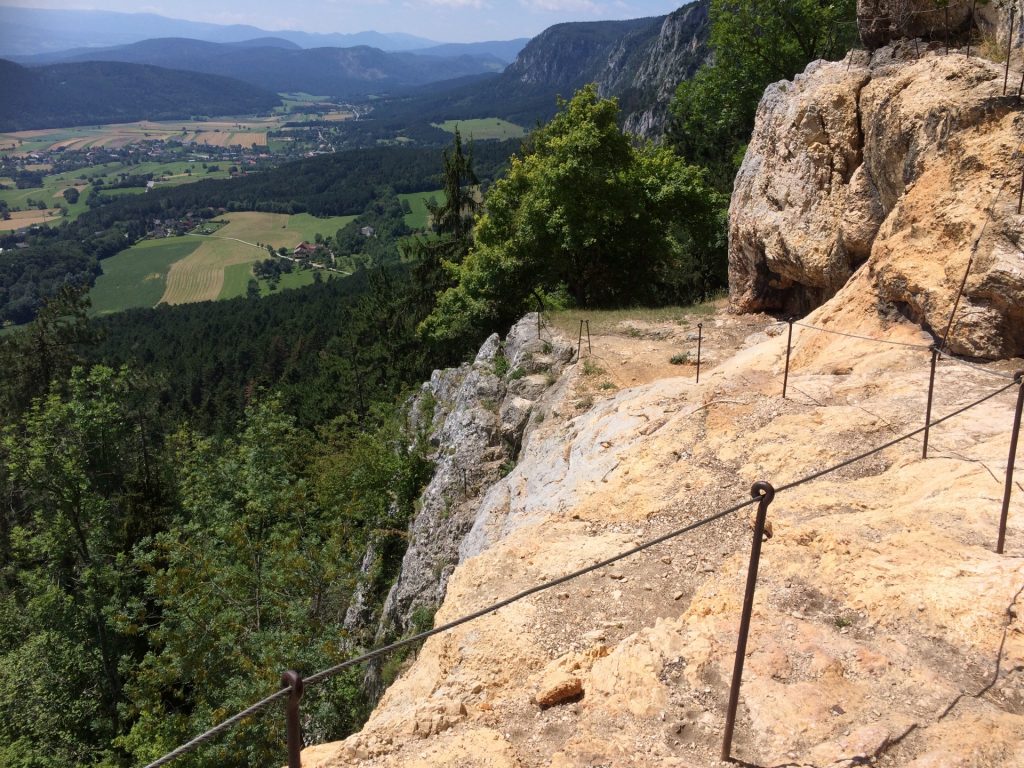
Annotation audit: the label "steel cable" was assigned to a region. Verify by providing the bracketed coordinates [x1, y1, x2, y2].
[142, 374, 1021, 767]
[792, 321, 932, 350]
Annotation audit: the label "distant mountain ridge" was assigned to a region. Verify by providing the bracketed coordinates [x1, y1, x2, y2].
[370, 0, 710, 139]
[0, 58, 281, 132]
[11, 37, 509, 99]
[0, 5, 527, 61]
[0, 6, 441, 55]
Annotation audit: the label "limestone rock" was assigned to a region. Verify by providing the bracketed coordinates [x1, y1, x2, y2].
[730, 50, 1024, 358]
[534, 670, 583, 708]
[353, 314, 573, 697]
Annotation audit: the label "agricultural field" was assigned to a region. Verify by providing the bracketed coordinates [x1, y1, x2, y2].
[89, 237, 201, 315]
[398, 189, 445, 229]
[161, 211, 354, 305]
[433, 118, 526, 141]
[219, 262, 325, 299]
[84, 211, 355, 311]
[0, 116, 285, 155]
[0, 208, 64, 231]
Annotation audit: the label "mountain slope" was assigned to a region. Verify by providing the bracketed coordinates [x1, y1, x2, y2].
[18, 38, 507, 98]
[0, 59, 281, 131]
[0, 6, 439, 55]
[367, 0, 710, 138]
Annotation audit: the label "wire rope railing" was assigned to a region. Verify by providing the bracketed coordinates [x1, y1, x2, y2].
[146, 8, 1024, 763]
[144, 347, 1024, 767]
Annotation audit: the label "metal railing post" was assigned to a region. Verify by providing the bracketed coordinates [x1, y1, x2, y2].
[923, 346, 939, 459]
[967, 0, 976, 58]
[997, 372, 1024, 554]
[782, 319, 794, 399]
[945, 5, 950, 55]
[1017, 167, 1024, 214]
[281, 670, 304, 768]
[576, 320, 584, 361]
[1005, 8, 1016, 96]
[721, 481, 775, 763]
[585, 320, 591, 355]
[696, 323, 703, 384]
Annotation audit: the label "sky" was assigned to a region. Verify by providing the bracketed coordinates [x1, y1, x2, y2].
[3, 0, 689, 43]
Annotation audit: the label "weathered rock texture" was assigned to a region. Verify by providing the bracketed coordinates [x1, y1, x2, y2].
[367, 316, 573, 654]
[305, 301, 1024, 768]
[729, 48, 1024, 358]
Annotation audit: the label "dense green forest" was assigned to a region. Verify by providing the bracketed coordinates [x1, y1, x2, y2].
[0, 59, 281, 132]
[0, 5, 855, 765]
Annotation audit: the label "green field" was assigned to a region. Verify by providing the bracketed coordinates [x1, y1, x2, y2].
[162, 211, 355, 305]
[284, 213, 357, 242]
[220, 262, 257, 300]
[220, 262, 326, 299]
[89, 237, 201, 315]
[433, 118, 526, 141]
[398, 190, 445, 229]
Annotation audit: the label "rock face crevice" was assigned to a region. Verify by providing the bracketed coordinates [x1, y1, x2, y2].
[730, 47, 1024, 358]
[363, 316, 574, 667]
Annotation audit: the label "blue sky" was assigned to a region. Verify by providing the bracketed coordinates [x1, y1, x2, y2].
[5, 1, 688, 43]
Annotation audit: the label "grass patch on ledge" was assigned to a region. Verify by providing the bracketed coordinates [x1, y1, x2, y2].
[546, 294, 723, 337]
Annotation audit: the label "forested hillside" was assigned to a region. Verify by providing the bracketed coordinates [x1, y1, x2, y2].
[0, 59, 281, 131]
[20, 38, 506, 98]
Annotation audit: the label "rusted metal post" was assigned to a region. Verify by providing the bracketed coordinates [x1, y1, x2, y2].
[585, 320, 592, 355]
[1018, 167, 1024, 214]
[721, 481, 776, 763]
[945, 5, 950, 55]
[923, 346, 939, 459]
[576, 319, 584, 361]
[967, 0, 977, 58]
[281, 670, 304, 768]
[696, 323, 703, 384]
[997, 372, 1024, 555]
[536, 295, 544, 338]
[1017, 67, 1024, 99]
[782, 319, 794, 399]
[1005, 8, 1016, 96]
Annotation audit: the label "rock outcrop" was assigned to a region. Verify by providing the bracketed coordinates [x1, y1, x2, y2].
[729, 47, 1024, 358]
[305, 301, 1024, 768]
[496, 0, 710, 139]
[367, 316, 573, 657]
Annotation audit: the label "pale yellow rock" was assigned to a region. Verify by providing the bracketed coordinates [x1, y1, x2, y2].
[534, 669, 583, 708]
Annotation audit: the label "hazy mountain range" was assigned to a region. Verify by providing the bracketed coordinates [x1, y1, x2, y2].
[9, 37, 510, 97]
[0, 5, 529, 59]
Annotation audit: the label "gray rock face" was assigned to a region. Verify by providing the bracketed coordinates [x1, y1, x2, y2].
[499, 0, 710, 140]
[729, 47, 1024, 358]
[370, 315, 574, 647]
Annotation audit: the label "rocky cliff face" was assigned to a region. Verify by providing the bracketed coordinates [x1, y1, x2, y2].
[359, 317, 573, 670]
[499, 0, 709, 138]
[729, 47, 1024, 358]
